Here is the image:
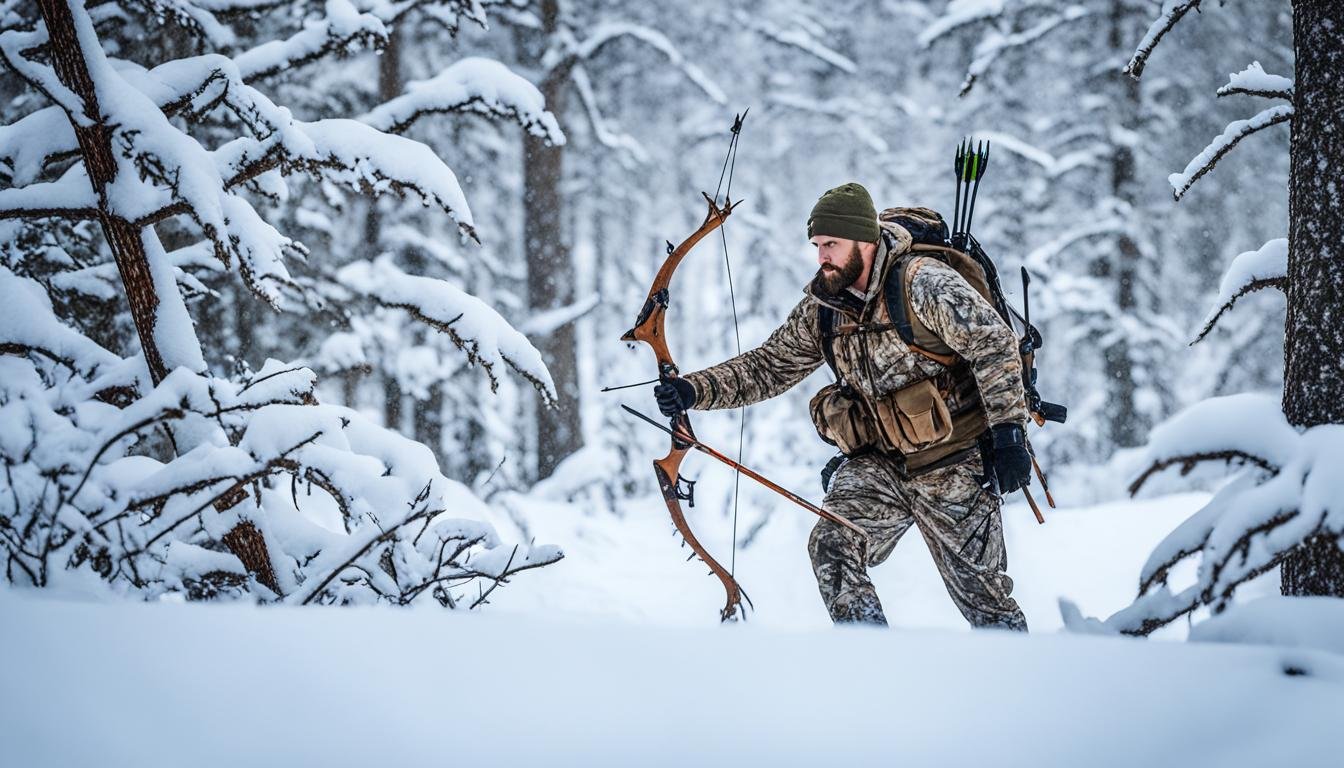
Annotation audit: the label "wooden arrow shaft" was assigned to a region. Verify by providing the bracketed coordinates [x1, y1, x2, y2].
[621, 405, 865, 537]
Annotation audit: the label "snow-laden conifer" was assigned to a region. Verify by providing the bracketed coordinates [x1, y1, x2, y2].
[0, 0, 562, 604]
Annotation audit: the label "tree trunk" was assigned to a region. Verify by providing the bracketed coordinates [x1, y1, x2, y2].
[367, 27, 409, 441]
[414, 382, 445, 469]
[39, 0, 279, 593]
[521, 0, 582, 479]
[383, 375, 404, 433]
[1103, 2, 1144, 448]
[1281, 0, 1344, 597]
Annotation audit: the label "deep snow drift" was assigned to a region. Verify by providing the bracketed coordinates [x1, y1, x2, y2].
[2, 588, 1342, 768]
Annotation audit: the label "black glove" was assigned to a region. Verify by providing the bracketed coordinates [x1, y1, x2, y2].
[990, 423, 1032, 494]
[654, 377, 697, 417]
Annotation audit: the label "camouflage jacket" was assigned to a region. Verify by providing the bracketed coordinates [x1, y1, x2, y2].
[683, 222, 1027, 441]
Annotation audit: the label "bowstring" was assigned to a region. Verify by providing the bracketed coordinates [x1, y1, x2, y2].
[712, 113, 745, 579]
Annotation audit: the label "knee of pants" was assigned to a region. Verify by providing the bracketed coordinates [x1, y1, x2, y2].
[808, 518, 864, 570]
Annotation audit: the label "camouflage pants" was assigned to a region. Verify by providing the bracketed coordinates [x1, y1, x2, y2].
[808, 452, 1028, 631]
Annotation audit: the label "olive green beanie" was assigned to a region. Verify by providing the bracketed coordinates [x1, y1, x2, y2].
[807, 182, 879, 243]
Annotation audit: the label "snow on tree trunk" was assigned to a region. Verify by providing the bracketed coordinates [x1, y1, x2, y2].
[1281, 0, 1344, 597]
[39, 0, 168, 385]
[36, 0, 279, 592]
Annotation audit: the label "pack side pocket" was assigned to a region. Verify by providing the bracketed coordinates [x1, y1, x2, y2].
[884, 379, 953, 450]
[809, 383, 879, 456]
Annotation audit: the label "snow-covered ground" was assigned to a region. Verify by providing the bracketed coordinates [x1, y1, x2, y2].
[3, 584, 1342, 768]
[4, 489, 1339, 767]
[488, 486, 1279, 634]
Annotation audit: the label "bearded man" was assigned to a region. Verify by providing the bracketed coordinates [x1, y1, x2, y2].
[654, 182, 1032, 629]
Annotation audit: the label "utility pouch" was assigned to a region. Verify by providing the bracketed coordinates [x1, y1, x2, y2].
[809, 383, 880, 456]
[810, 378, 954, 456]
[870, 378, 955, 454]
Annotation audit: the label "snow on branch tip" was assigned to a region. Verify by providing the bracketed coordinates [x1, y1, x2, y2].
[1125, 0, 1205, 80]
[1192, 238, 1287, 344]
[1168, 104, 1292, 201]
[1217, 62, 1293, 101]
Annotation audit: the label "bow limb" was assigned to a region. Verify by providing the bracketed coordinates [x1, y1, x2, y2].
[623, 193, 746, 622]
[651, 416, 746, 622]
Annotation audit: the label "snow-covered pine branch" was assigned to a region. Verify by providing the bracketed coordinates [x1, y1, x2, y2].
[1168, 104, 1292, 200]
[1192, 238, 1287, 344]
[1216, 61, 1293, 101]
[0, 103, 78, 186]
[0, 166, 97, 221]
[121, 0, 240, 48]
[1125, 393, 1292, 496]
[361, 56, 564, 143]
[0, 264, 123, 377]
[1124, 0, 1204, 79]
[233, 0, 389, 80]
[417, 0, 490, 35]
[336, 257, 558, 403]
[0, 318, 562, 602]
[1068, 394, 1342, 636]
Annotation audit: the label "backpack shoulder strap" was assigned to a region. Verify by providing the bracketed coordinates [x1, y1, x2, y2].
[884, 254, 917, 346]
[885, 254, 960, 366]
[817, 302, 839, 377]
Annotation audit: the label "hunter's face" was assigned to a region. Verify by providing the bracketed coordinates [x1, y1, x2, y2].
[811, 236, 864, 295]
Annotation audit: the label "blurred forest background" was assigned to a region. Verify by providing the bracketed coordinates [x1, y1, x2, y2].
[1, 0, 1294, 546]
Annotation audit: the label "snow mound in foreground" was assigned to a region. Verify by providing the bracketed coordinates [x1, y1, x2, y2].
[1191, 596, 1344, 656]
[2, 592, 1341, 768]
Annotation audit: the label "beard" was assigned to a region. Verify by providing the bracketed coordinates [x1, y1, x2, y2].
[814, 243, 865, 296]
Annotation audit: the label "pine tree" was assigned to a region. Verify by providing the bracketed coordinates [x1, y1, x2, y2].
[0, 0, 560, 603]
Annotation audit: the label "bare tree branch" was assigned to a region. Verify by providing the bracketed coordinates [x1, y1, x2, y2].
[1127, 450, 1279, 497]
[1218, 85, 1293, 100]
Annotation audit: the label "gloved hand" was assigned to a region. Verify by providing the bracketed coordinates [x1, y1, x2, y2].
[654, 377, 697, 417]
[990, 423, 1032, 494]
